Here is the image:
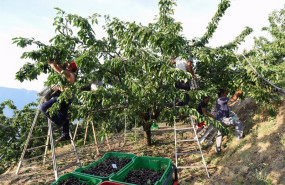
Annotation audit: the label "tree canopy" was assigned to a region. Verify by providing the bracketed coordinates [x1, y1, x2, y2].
[10, 0, 284, 147]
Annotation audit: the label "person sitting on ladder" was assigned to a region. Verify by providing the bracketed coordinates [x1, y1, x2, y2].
[40, 59, 77, 142]
[196, 96, 216, 132]
[171, 54, 197, 106]
[215, 89, 244, 152]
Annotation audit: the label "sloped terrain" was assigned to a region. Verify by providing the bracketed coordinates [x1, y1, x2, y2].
[206, 98, 285, 185]
[0, 98, 284, 185]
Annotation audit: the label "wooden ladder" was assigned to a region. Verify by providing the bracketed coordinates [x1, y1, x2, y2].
[15, 99, 81, 180]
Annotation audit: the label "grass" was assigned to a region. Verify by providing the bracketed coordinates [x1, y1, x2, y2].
[258, 123, 274, 137]
[254, 170, 273, 185]
[240, 150, 252, 164]
[281, 133, 285, 147]
[46, 165, 53, 170]
[249, 128, 258, 138]
[230, 139, 247, 156]
[233, 176, 244, 185]
[197, 179, 204, 183]
[182, 168, 189, 174]
[24, 169, 31, 173]
[224, 132, 234, 147]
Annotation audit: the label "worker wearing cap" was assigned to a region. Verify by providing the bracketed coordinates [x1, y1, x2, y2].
[40, 59, 77, 142]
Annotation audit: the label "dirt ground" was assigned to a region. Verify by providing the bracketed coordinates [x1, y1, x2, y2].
[1, 98, 285, 185]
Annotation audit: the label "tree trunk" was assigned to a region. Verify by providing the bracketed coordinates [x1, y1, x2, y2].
[143, 121, 152, 146]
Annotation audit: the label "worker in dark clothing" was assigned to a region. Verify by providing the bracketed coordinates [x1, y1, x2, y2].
[40, 59, 77, 142]
[215, 89, 244, 152]
[197, 96, 216, 119]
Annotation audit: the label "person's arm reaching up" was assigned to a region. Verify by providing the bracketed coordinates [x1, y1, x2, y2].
[48, 60, 76, 84]
[48, 59, 63, 74]
[186, 60, 197, 80]
[229, 90, 242, 102]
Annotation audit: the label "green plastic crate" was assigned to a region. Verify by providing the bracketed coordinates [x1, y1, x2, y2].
[51, 173, 102, 185]
[110, 156, 172, 185]
[99, 182, 125, 185]
[74, 152, 136, 181]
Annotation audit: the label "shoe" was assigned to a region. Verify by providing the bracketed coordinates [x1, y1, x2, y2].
[56, 134, 71, 142]
[215, 145, 221, 153]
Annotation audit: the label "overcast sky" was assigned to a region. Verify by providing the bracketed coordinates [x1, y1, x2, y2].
[0, 0, 284, 91]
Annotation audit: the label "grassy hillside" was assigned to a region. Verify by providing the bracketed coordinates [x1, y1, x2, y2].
[0, 97, 284, 185]
[207, 98, 285, 185]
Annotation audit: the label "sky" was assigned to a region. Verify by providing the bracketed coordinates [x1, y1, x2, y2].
[0, 0, 284, 91]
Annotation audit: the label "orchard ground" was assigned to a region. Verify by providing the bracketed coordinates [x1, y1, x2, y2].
[0, 97, 285, 185]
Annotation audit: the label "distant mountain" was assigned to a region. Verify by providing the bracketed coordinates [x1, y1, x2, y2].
[0, 86, 38, 117]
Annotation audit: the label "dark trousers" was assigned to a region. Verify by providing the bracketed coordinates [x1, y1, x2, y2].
[175, 81, 190, 106]
[40, 97, 71, 135]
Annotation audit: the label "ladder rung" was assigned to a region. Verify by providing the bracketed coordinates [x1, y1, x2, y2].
[30, 136, 48, 140]
[56, 151, 75, 159]
[176, 146, 196, 149]
[27, 145, 48, 151]
[23, 154, 44, 162]
[197, 127, 207, 136]
[175, 127, 194, 131]
[199, 127, 215, 144]
[58, 162, 80, 172]
[177, 165, 204, 169]
[176, 139, 196, 143]
[205, 130, 218, 147]
[177, 151, 200, 155]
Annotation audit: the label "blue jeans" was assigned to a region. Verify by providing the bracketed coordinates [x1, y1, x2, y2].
[40, 97, 71, 135]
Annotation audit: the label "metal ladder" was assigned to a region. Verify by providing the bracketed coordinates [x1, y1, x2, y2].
[198, 125, 217, 147]
[174, 114, 210, 178]
[15, 99, 81, 180]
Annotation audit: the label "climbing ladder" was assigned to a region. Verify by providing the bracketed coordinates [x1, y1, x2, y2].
[15, 99, 81, 180]
[173, 114, 210, 178]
